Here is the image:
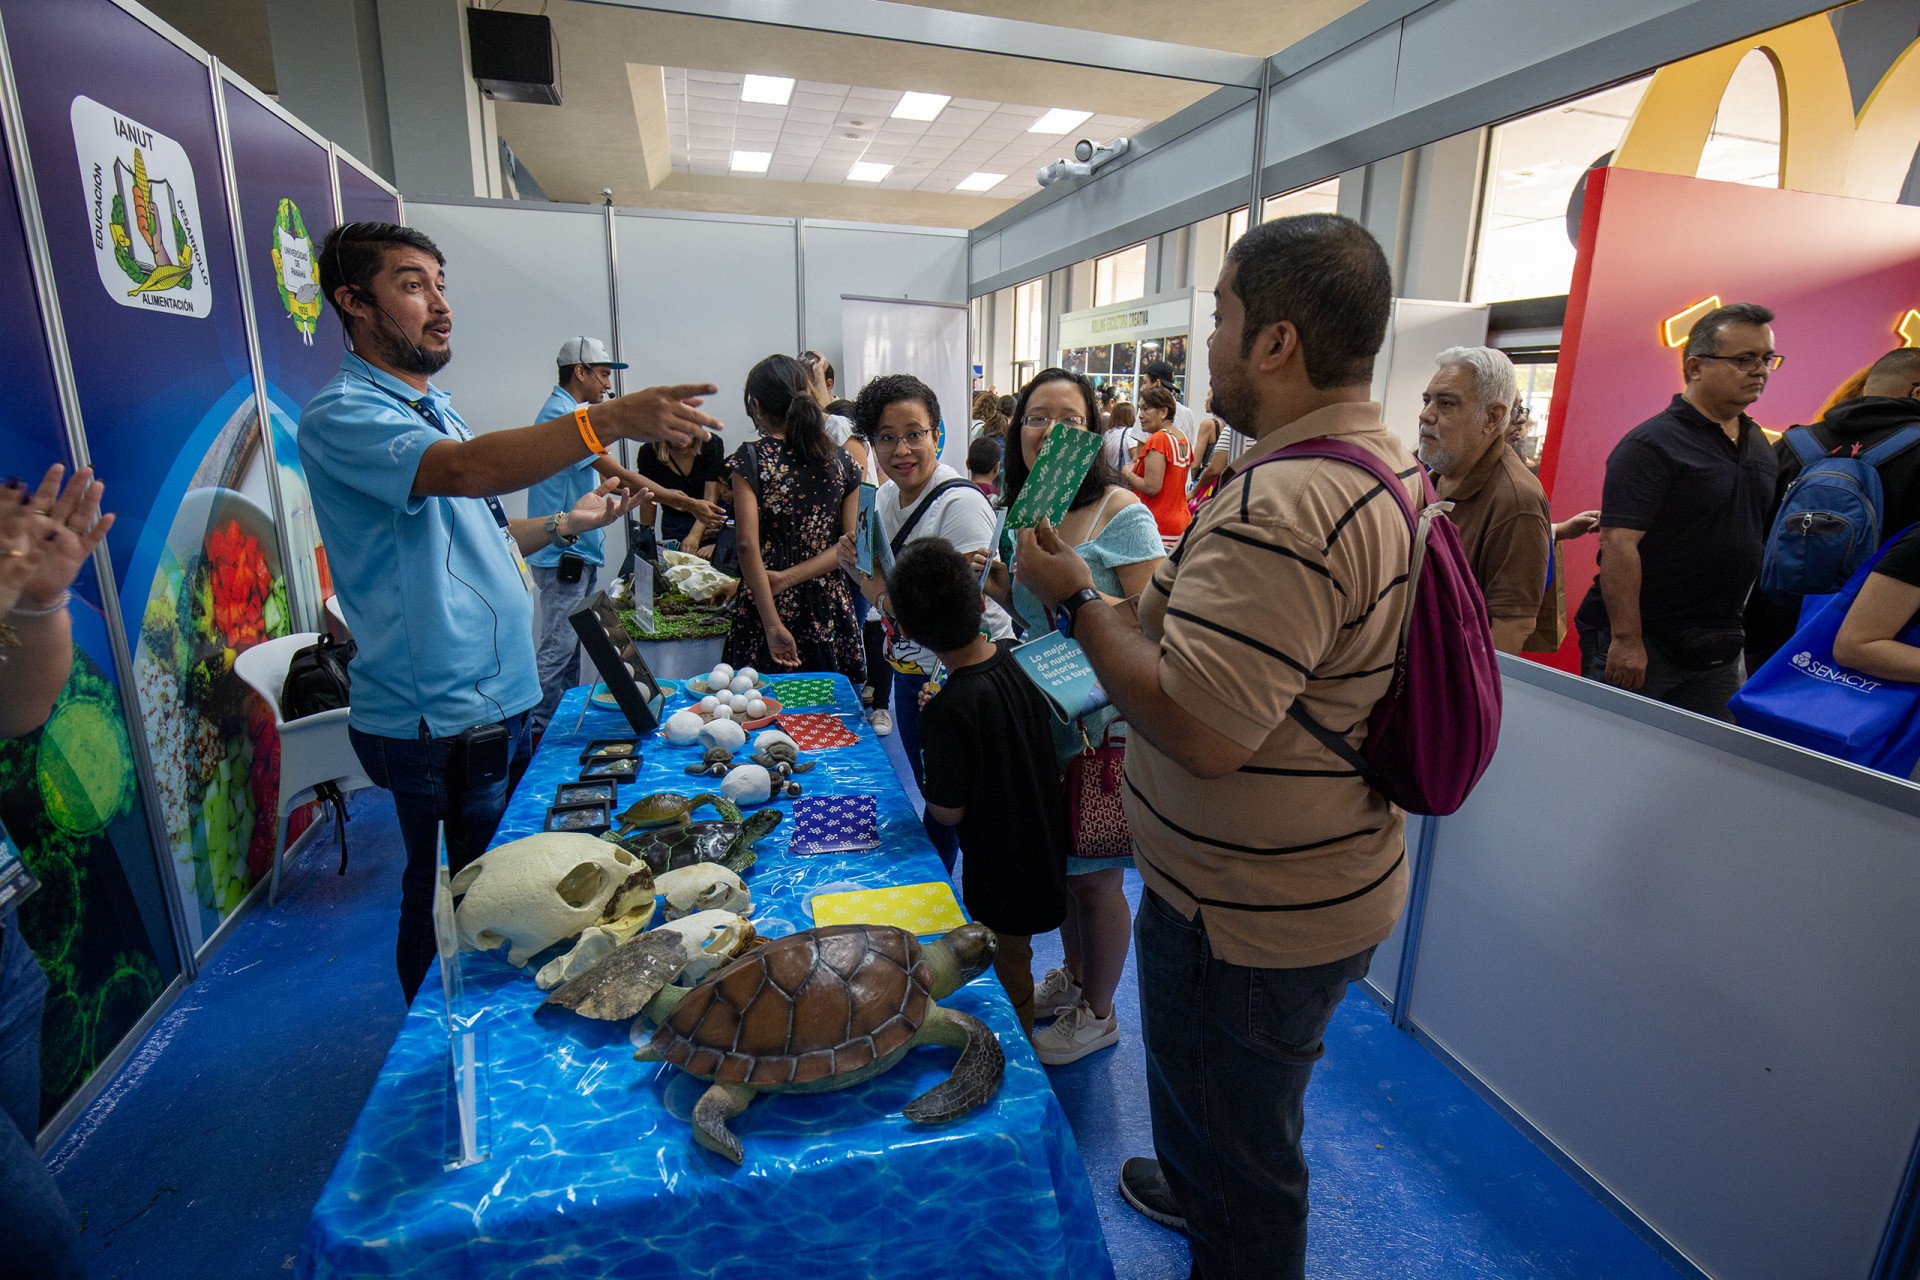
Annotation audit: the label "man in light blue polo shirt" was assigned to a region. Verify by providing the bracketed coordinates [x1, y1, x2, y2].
[299, 221, 721, 999]
[525, 337, 724, 736]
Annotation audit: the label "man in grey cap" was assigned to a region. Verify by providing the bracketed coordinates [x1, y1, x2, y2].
[526, 336, 723, 735]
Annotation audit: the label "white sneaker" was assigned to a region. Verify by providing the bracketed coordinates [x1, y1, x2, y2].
[1032, 966, 1083, 1021]
[869, 708, 894, 736]
[1033, 1000, 1119, 1066]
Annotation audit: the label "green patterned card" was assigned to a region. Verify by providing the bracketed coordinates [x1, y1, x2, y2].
[1004, 424, 1103, 529]
[771, 678, 837, 708]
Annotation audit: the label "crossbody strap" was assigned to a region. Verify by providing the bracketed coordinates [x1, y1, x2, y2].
[889, 478, 975, 557]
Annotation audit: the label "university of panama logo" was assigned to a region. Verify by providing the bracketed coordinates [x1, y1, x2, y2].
[70, 95, 211, 317]
[270, 198, 320, 343]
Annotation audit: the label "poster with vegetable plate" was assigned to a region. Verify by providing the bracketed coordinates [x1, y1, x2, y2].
[5, 0, 296, 952]
[0, 113, 179, 1125]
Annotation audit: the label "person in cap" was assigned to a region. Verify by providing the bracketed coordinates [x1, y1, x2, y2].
[526, 337, 725, 736]
[1141, 358, 1197, 446]
[299, 222, 722, 1001]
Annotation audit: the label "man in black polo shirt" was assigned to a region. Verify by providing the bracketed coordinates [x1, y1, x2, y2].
[1574, 302, 1780, 719]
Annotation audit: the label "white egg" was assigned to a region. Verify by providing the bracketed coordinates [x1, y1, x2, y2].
[746, 697, 767, 719]
[712, 663, 735, 682]
[663, 711, 704, 745]
[737, 666, 759, 685]
[698, 695, 719, 714]
[729, 673, 754, 695]
[712, 705, 735, 721]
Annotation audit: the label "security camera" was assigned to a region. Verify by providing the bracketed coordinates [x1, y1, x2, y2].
[1036, 137, 1131, 187]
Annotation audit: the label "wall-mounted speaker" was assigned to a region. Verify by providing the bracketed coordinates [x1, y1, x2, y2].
[467, 9, 561, 106]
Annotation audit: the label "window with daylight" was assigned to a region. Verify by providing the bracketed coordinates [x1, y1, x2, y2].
[1225, 178, 1341, 247]
[1012, 277, 1044, 365]
[1092, 243, 1148, 307]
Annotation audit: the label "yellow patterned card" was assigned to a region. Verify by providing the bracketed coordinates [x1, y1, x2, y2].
[810, 882, 967, 935]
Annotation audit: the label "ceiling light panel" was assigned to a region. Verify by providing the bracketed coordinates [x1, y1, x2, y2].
[740, 75, 794, 105]
[956, 172, 1006, 192]
[730, 151, 772, 173]
[1028, 108, 1093, 134]
[893, 92, 950, 121]
[848, 161, 894, 182]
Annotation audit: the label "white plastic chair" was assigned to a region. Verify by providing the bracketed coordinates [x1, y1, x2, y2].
[234, 632, 373, 905]
[323, 594, 349, 638]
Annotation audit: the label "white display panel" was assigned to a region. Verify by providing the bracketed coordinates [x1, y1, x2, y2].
[1369, 298, 1490, 451]
[800, 222, 968, 399]
[840, 296, 970, 473]
[615, 210, 800, 448]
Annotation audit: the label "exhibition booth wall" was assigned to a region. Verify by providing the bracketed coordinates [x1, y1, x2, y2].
[0, 0, 403, 1138]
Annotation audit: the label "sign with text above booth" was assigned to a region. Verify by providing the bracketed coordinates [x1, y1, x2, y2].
[3, 0, 296, 954]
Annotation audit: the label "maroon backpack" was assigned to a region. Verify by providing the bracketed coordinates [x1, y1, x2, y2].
[1237, 439, 1502, 816]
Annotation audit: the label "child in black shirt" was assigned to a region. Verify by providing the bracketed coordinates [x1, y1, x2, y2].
[886, 537, 1069, 1037]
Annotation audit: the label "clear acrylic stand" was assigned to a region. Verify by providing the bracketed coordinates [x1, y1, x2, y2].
[436, 822, 491, 1169]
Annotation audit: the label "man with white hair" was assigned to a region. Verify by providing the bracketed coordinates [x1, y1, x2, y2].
[1417, 345, 1551, 653]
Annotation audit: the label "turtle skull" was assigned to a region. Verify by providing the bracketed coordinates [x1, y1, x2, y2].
[651, 910, 757, 982]
[655, 863, 750, 920]
[451, 833, 648, 967]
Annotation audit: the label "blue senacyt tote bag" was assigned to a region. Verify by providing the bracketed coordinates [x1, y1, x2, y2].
[1731, 528, 1920, 777]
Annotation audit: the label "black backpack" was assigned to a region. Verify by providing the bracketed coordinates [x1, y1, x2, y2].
[278, 634, 356, 875]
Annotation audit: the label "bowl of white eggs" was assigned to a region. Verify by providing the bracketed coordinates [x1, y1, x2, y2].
[683, 663, 781, 729]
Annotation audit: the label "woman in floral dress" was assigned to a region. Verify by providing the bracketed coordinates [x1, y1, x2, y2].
[723, 353, 864, 682]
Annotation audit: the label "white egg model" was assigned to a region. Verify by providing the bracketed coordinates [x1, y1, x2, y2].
[663, 710, 705, 745]
[711, 663, 734, 684]
[720, 763, 774, 805]
[746, 697, 768, 719]
[711, 704, 736, 721]
[737, 666, 759, 686]
[698, 695, 719, 715]
[729, 673, 754, 695]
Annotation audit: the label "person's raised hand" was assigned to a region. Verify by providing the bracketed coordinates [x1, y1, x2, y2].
[598, 383, 722, 447]
[834, 533, 860, 575]
[1013, 517, 1093, 613]
[687, 498, 727, 528]
[10, 464, 113, 616]
[964, 547, 992, 580]
[1554, 510, 1601, 542]
[566, 478, 643, 534]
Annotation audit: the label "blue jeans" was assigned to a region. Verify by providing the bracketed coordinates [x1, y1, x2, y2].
[530, 562, 599, 735]
[1136, 888, 1374, 1280]
[350, 713, 532, 1001]
[0, 917, 84, 1278]
[892, 670, 958, 872]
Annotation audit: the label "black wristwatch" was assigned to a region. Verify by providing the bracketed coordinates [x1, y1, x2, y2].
[1053, 587, 1101, 639]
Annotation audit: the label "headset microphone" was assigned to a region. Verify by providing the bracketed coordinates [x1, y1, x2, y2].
[352, 284, 430, 367]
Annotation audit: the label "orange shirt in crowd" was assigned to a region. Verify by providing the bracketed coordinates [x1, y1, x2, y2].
[1135, 429, 1193, 540]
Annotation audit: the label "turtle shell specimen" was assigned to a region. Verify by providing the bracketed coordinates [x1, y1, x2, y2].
[655, 924, 932, 1088]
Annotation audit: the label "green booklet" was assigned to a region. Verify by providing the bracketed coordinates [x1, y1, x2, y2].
[1010, 629, 1111, 724]
[1004, 424, 1102, 529]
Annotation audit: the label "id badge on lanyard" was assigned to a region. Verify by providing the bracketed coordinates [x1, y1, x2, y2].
[408, 396, 537, 598]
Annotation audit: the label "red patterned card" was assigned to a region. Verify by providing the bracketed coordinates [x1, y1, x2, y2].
[775, 712, 861, 751]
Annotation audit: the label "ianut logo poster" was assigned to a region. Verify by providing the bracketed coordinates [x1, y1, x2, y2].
[70, 94, 211, 317]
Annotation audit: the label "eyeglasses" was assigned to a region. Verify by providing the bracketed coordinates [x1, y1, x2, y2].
[874, 427, 937, 450]
[1020, 414, 1088, 429]
[1696, 352, 1784, 373]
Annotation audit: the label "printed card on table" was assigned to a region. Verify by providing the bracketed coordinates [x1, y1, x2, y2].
[811, 881, 967, 935]
[770, 677, 836, 708]
[791, 795, 880, 855]
[776, 712, 861, 750]
[1004, 423, 1103, 529]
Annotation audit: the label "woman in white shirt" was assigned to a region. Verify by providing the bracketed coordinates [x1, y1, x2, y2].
[837, 373, 1011, 871]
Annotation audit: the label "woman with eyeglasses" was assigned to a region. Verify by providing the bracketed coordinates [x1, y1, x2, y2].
[978, 367, 1164, 1066]
[836, 373, 1012, 870]
[722, 354, 864, 681]
[1122, 385, 1194, 549]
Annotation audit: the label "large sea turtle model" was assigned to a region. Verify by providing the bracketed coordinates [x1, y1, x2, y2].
[612, 791, 735, 835]
[635, 922, 1004, 1165]
[614, 807, 783, 875]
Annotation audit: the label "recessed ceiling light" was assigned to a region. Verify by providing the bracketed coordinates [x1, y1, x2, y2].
[956, 171, 1006, 192]
[740, 75, 794, 106]
[893, 92, 950, 121]
[1029, 108, 1093, 134]
[848, 161, 894, 182]
[731, 150, 772, 173]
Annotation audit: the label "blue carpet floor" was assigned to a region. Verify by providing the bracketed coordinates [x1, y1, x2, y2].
[43, 725, 1685, 1279]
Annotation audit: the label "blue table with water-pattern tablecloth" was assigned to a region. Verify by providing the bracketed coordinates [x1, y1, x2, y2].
[298, 675, 1114, 1280]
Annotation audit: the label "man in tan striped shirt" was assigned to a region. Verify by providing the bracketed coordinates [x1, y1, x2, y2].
[1018, 213, 1415, 1280]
